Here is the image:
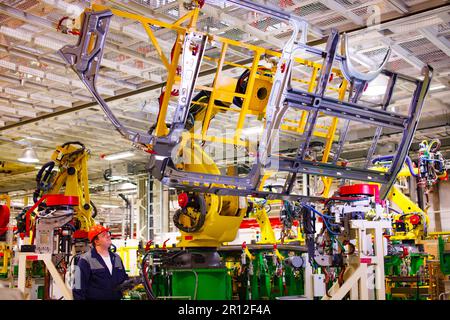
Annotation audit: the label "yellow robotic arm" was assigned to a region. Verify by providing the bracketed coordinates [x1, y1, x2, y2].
[371, 162, 429, 241]
[172, 100, 248, 247]
[33, 142, 95, 232]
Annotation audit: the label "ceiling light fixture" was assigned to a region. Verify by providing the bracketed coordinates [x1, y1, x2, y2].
[102, 150, 135, 161]
[100, 204, 120, 209]
[430, 85, 445, 91]
[18, 147, 39, 163]
[242, 126, 263, 135]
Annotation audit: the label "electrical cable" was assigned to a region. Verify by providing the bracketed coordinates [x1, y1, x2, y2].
[66, 253, 81, 288]
[33, 161, 55, 203]
[140, 251, 156, 300]
[428, 139, 441, 153]
[303, 204, 334, 219]
[90, 201, 98, 218]
[303, 204, 340, 236]
[61, 141, 85, 152]
[36, 212, 73, 219]
[372, 155, 418, 177]
[324, 195, 367, 205]
[190, 270, 199, 300]
[389, 207, 402, 215]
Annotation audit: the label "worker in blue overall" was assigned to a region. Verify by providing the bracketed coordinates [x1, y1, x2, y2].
[72, 224, 129, 300]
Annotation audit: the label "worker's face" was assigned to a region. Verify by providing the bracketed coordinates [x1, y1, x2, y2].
[95, 230, 112, 249]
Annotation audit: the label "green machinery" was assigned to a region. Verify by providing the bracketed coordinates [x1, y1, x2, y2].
[141, 246, 305, 300]
[384, 246, 431, 300]
[438, 236, 450, 275]
[383, 237, 450, 300]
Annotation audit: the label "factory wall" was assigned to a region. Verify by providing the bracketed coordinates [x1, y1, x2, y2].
[427, 180, 450, 232]
[437, 180, 450, 231]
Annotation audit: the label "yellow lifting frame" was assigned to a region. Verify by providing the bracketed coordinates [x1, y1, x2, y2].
[89, 5, 352, 203]
[201, 42, 229, 140]
[92, 4, 192, 138]
[233, 50, 264, 140]
[92, 4, 347, 148]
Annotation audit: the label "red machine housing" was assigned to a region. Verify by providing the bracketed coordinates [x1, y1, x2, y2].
[0, 205, 10, 237]
[338, 184, 380, 203]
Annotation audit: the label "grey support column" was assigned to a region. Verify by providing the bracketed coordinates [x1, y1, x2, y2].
[137, 178, 147, 241]
[162, 185, 170, 233]
[148, 174, 154, 240]
[151, 179, 168, 238]
[130, 195, 134, 239]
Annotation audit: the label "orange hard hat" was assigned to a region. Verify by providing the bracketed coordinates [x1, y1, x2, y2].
[88, 224, 110, 242]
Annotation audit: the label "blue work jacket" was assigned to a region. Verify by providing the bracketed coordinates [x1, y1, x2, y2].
[72, 247, 129, 300]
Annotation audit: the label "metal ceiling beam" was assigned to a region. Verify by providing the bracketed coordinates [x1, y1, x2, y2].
[319, 0, 365, 26]
[0, 97, 53, 113]
[41, 0, 168, 69]
[370, 4, 448, 35]
[0, 3, 54, 29]
[0, 3, 160, 83]
[0, 87, 72, 108]
[0, 56, 117, 96]
[0, 43, 65, 69]
[0, 55, 252, 132]
[386, 0, 409, 14]
[379, 37, 425, 70]
[419, 26, 450, 57]
[0, 75, 93, 102]
[0, 104, 36, 118]
[328, 3, 449, 44]
[201, 4, 284, 48]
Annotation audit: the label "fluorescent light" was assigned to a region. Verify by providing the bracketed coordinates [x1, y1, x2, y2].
[0, 26, 32, 42]
[100, 204, 120, 209]
[10, 202, 24, 207]
[18, 65, 45, 78]
[3, 87, 28, 98]
[154, 155, 166, 161]
[0, 58, 16, 71]
[45, 73, 71, 85]
[242, 126, 263, 135]
[109, 175, 127, 181]
[30, 93, 52, 103]
[18, 147, 39, 163]
[430, 85, 445, 91]
[34, 36, 64, 51]
[102, 151, 135, 161]
[26, 136, 48, 142]
[119, 182, 137, 189]
[52, 98, 73, 107]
